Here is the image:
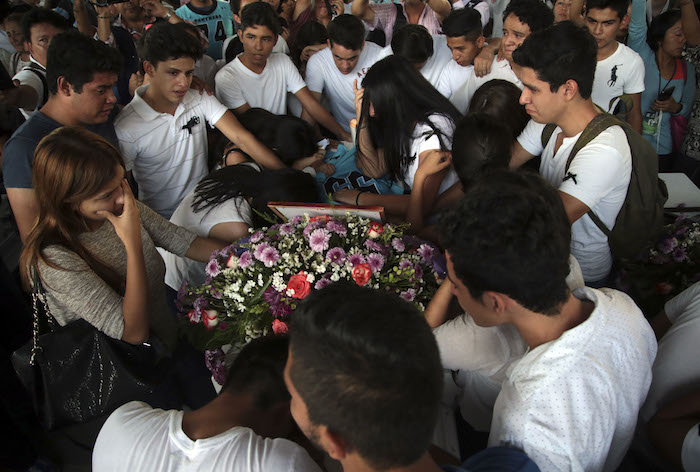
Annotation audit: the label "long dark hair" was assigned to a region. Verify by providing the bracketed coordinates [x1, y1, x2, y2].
[237, 108, 318, 166]
[192, 165, 319, 227]
[356, 55, 462, 181]
[648, 9, 682, 52]
[20, 127, 125, 293]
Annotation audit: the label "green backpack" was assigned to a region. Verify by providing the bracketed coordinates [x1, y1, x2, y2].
[540, 113, 668, 261]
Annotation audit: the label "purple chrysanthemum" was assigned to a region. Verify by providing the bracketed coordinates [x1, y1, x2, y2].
[260, 246, 280, 267]
[315, 277, 332, 290]
[239, 251, 253, 268]
[326, 221, 347, 236]
[364, 239, 386, 253]
[672, 247, 688, 262]
[413, 264, 423, 280]
[250, 231, 264, 243]
[392, 238, 405, 252]
[205, 348, 227, 386]
[660, 237, 678, 255]
[290, 215, 304, 225]
[280, 223, 294, 235]
[367, 253, 385, 273]
[205, 259, 220, 277]
[254, 243, 270, 260]
[348, 253, 367, 266]
[418, 244, 435, 263]
[210, 288, 223, 299]
[400, 288, 416, 302]
[326, 247, 346, 265]
[303, 221, 321, 238]
[399, 259, 413, 270]
[176, 281, 189, 313]
[309, 228, 331, 252]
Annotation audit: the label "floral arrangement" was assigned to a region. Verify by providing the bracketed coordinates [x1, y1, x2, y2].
[177, 213, 445, 383]
[618, 216, 700, 315]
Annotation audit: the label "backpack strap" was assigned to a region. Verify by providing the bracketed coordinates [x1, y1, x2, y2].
[540, 123, 558, 148]
[563, 113, 624, 238]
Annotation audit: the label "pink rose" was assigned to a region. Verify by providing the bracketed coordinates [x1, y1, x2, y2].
[368, 221, 384, 239]
[203, 309, 219, 329]
[352, 263, 372, 286]
[272, 319, 289, 335]
[287, 271, 312, 299]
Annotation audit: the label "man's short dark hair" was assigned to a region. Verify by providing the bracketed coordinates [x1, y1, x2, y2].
[585, 0, 630, 21]
[21, 7, 68, 43]
[503, 0, 554, 33]
[441, 170, 572, 315]
[46, 31, 122, 95]
[513, 21, 597, 99]
[327, 14, 365, 51]
[289, 283, 443, 469]
[231, 0, 242, 15]
[240, 1, 281, 35]
[141, 22, 203, 67]
[222, 335, 290, 410]
[391, 25, 433, 65]
[442, 7, 483, 41]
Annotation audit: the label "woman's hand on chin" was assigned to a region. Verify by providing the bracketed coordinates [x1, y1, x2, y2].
[98, 180, 142, 250]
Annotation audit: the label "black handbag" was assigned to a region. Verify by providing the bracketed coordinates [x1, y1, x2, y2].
[11, 271, 170, 431]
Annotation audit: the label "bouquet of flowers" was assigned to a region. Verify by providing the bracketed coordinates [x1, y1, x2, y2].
[177, 213, 445, 382]
[618, 216, 700, 315]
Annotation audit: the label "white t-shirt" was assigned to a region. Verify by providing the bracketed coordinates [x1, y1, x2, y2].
[489, 287, 657, 472]
[162, 185, 252, 291]
[451, 56, 523, 114]
[436, 61, 475, 103]
[12, 55, 46, 119]
[640, 281, 700, 423]
[377, 34, 452, 90]
[305, 42, 382, 132]
[92, 401, 322, 472]
[517, 119, 632, 282]
[433, 255, 584, 432]
[405, 114, 459, 194]
[591, 42, 645, 112]
[115, 86, 228, 219]
[451, 0, 491, 27]
[215, 53, 306, 114]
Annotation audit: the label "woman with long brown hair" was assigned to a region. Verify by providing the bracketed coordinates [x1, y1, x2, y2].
[20, 126, 226, 408]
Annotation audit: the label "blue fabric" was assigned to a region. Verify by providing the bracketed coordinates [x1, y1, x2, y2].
[176, 2, 234, 60]
[2, 111, 118, 190]
[628, 0, 696, 154]
[315, 144, 404, 202]
[442, 447, 540, 472]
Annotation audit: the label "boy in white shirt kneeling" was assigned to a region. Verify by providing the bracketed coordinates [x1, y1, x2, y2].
[437, 170, 657, 471]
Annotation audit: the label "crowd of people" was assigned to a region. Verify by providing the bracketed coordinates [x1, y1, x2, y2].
[0, 0, 699, 470]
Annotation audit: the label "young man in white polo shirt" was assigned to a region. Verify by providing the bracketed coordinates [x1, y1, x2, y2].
[215, 3, 350, 141]
[116, 22, 283, 219]
[377, 24, 452, 90]
[435, 8, 484, 104]
[452, 0, 553, 113]
[438, 169, 656, 471]
[305, 14, 382, 133]
[511, 22, 632, 286]
[582, 0, 645, 133]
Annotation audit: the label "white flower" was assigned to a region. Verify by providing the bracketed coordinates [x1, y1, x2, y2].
[330, 273, 340, 282]
[315, 264, 326, 274]
[306, 272, 315, 283]
[287, 288, 295, 297]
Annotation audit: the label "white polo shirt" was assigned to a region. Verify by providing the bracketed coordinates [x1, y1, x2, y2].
[591, 42, 645, 112]
[115, 85, 228, 219]
[214, 52, 306, 114]
[517, 119, 632, 282]
[305, 42, 383, 132]
[452, 56, 523, 114]
[377, 34, 453, 90]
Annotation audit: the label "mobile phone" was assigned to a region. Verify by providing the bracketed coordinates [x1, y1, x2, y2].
[658, 86, 675, 101]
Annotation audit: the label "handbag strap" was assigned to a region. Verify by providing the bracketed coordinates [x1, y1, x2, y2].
[30, 269, 57, 365]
